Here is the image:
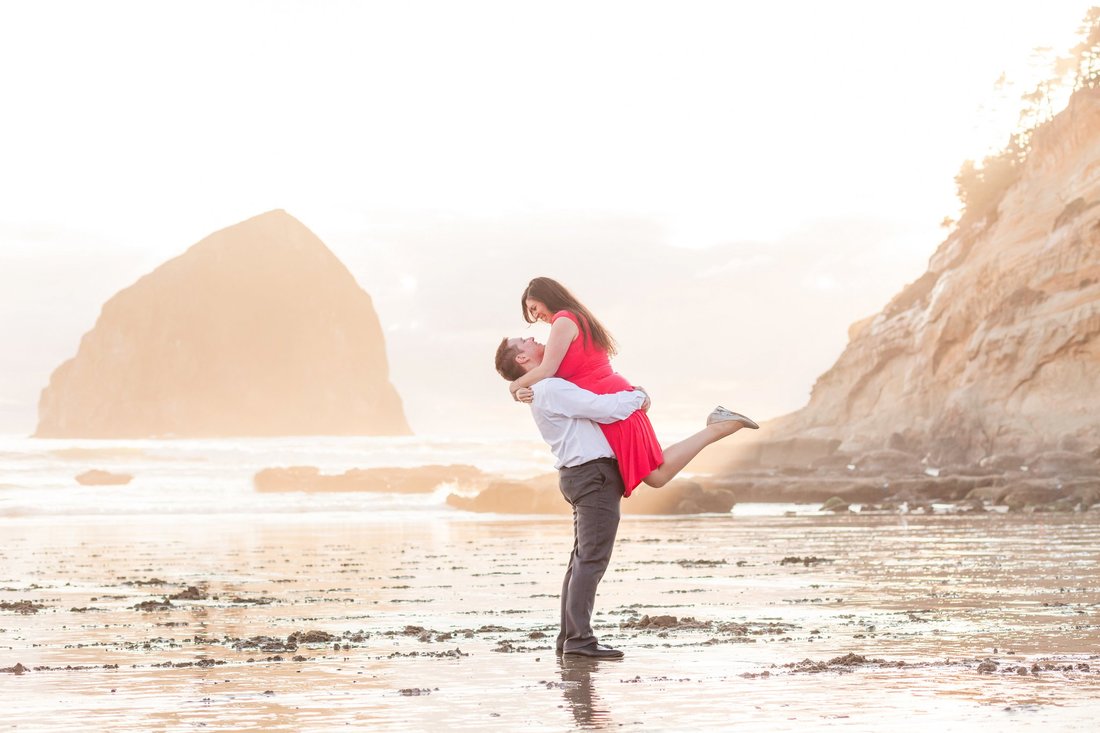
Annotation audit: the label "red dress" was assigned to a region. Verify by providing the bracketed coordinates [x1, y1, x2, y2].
[551, 310, 663, 495]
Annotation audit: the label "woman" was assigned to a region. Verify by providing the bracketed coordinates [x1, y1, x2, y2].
[508, 276, 757, 496]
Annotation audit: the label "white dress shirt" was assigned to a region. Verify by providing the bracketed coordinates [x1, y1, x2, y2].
[530, 378, 646, 469]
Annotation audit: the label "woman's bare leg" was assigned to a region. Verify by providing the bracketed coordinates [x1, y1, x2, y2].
[642, 420, 744, 488]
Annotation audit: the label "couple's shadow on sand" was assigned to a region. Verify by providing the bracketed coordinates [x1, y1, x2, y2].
[557, 654, 619, 728]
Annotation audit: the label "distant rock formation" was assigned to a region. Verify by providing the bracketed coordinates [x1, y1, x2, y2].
[254, 464, 484, 493]
[75, 470, 133, 486]
[36, 210, 410, 437]
[754, 88, 1100, 468]
[446, 478, 736, 516]
[249, 462, 737, 515]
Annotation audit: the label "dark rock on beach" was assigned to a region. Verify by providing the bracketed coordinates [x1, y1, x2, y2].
[131, 599, 173, 612]
[620, 614, 711, 631]
[168, 586, 207, 601]
[0, 601, 45, 614]
[288, 630, 338, 645]
[782, 653, 905, 673]
[232, 636, 297, 653]
[779, 556, 831, 566]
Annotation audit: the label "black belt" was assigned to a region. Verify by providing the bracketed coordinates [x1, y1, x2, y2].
[565, 456, 617, 470]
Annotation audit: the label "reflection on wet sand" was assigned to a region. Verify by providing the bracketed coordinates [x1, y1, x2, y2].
[558, 655, 616, 729]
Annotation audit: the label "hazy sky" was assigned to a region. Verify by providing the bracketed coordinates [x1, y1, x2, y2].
[0, 1, 1094, 438]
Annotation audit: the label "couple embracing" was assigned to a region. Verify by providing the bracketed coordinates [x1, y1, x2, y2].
[494, 277, 757, 659]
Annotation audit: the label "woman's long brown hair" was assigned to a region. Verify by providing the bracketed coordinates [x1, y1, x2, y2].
[521, 277, 618, 356]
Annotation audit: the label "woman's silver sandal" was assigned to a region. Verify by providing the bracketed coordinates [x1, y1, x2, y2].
[707, 406, 759, 430]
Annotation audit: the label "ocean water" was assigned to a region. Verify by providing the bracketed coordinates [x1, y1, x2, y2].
[0, 435, 553, 519]
[0, 435, 824, 521]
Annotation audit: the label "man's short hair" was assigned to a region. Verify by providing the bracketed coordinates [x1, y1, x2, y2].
[495, 337, 525, 381]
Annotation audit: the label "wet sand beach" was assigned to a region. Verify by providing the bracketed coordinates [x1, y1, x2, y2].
[3, 510, 1100, 731]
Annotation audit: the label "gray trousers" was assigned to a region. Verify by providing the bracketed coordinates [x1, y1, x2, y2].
[555, 458, 624, 652]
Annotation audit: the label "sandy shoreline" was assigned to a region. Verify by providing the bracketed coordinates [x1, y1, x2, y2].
[3, 512, 1100, 731]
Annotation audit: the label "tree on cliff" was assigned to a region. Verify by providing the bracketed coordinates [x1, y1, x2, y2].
[1073, 6, 1100, 89]
[954, 151, 1019, 221]
[954, 6, 1100, 222]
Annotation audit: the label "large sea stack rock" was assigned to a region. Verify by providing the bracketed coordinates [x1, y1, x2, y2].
[35, 210, 411, 438]
[763, 89, 1100, 466]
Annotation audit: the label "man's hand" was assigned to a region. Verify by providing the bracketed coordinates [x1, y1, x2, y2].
[635, 387, 651, 413]
[514, 387, 534, 404]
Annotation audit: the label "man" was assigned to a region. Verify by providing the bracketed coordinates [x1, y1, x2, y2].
[495, 335, 647, 659]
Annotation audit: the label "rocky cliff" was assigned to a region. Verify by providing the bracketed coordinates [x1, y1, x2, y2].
[764, 88, 1100, 467]
[36, 210, 411, 438]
